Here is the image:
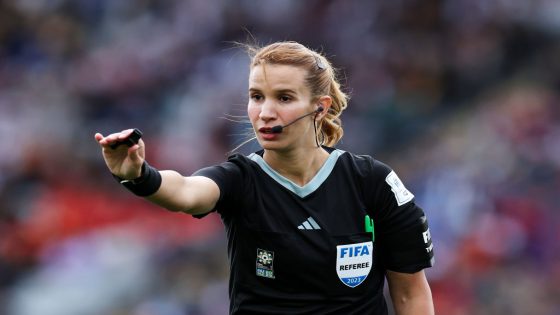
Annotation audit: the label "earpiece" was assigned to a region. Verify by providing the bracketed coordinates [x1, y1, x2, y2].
[317, 106, 324, 113]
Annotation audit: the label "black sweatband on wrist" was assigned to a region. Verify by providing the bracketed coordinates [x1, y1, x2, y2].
[112, 161, 162, 197]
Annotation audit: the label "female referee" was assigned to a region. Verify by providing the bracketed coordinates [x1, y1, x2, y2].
[95, 41, 435, 315]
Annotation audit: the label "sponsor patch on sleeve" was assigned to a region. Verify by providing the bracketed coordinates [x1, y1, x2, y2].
[385, 171, 414, 206]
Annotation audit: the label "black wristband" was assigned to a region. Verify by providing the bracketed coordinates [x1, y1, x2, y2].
[112, 161, 162, 197]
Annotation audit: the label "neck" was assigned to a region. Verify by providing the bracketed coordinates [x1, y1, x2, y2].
[263, 145, 329, 187]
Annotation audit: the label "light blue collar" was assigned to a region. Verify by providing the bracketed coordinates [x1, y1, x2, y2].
[248, 149, 345, 198]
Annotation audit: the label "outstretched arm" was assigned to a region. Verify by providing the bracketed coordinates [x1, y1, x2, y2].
[95, 130, 220, 215]
[147, 171, 220, 215]
[386, 270, 434, 315]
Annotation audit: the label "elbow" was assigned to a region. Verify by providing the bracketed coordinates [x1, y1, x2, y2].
[393, 294, 410, 307]
[146, 197, 192, 213]
[163, 203, 211, 216]
[387, 270, 434, 314]
[391, 293, 434, 315]
[163, 205, 186, 213]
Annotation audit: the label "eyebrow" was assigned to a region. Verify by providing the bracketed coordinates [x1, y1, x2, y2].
[276, 89, 297, 94]
[248, 88, 297, 94]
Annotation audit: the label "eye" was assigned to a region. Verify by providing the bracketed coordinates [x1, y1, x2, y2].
[250, 93, 263, 101]
[279, 95, 292, 102]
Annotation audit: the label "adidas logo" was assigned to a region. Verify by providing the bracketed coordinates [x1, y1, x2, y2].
[298, 217, 321, 230]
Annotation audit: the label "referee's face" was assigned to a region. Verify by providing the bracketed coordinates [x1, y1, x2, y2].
[248, 64, 317, 151]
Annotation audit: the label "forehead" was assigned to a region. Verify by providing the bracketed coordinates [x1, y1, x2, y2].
[249, 64, 309, 93]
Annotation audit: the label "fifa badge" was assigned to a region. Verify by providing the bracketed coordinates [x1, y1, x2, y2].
[336, 241, 373, 288]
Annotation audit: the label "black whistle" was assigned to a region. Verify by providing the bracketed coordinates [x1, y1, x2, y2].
[110, 128, 143, 149]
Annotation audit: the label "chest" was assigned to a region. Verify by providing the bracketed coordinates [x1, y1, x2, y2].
[241, 166, 371, 235]
[224, 171, 381, 294]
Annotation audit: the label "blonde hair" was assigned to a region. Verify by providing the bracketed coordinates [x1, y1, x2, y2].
[246, 41, 349, 146]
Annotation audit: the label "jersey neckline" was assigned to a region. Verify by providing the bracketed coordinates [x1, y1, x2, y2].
[248, 148, 345, 198]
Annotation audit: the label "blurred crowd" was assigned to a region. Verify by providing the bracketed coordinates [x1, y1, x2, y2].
[0, 0, 559, 314]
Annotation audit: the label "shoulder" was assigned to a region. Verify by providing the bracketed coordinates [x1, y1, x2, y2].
[337, 149, 415, 207]
[336, 149, 393, 180]
[191, 153, 259, 217]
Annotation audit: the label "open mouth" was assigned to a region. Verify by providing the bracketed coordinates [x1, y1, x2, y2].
[259, 127, 274, 134]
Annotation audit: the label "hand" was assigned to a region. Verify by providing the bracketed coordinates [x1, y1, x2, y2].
[94, 129, 145, 179]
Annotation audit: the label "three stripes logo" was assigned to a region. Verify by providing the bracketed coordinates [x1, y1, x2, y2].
[298, 217, 321, 230]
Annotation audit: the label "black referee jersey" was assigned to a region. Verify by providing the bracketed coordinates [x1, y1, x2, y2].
[193, 147, 434, 315]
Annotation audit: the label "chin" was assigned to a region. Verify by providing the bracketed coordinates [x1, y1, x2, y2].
[259, 141, 282, 151]
[254, 137, 285, 150]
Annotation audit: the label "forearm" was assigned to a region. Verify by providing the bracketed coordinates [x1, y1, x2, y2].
[146, 170, 219, 215]
[145, 170, 189, 211]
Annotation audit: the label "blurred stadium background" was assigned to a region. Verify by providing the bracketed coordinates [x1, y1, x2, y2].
[1, 1, 559, 314]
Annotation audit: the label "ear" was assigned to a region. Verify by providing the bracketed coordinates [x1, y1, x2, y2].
[316, 96, 332, 119]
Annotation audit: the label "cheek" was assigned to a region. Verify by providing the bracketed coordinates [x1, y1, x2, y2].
[247, 103, 260, 123]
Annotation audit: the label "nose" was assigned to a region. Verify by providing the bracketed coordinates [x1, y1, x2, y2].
[259, 100, 277, 122]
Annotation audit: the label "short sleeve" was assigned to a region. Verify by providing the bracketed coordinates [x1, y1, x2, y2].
[364, 159, 434, 273]
[192, 154, 245, 218]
